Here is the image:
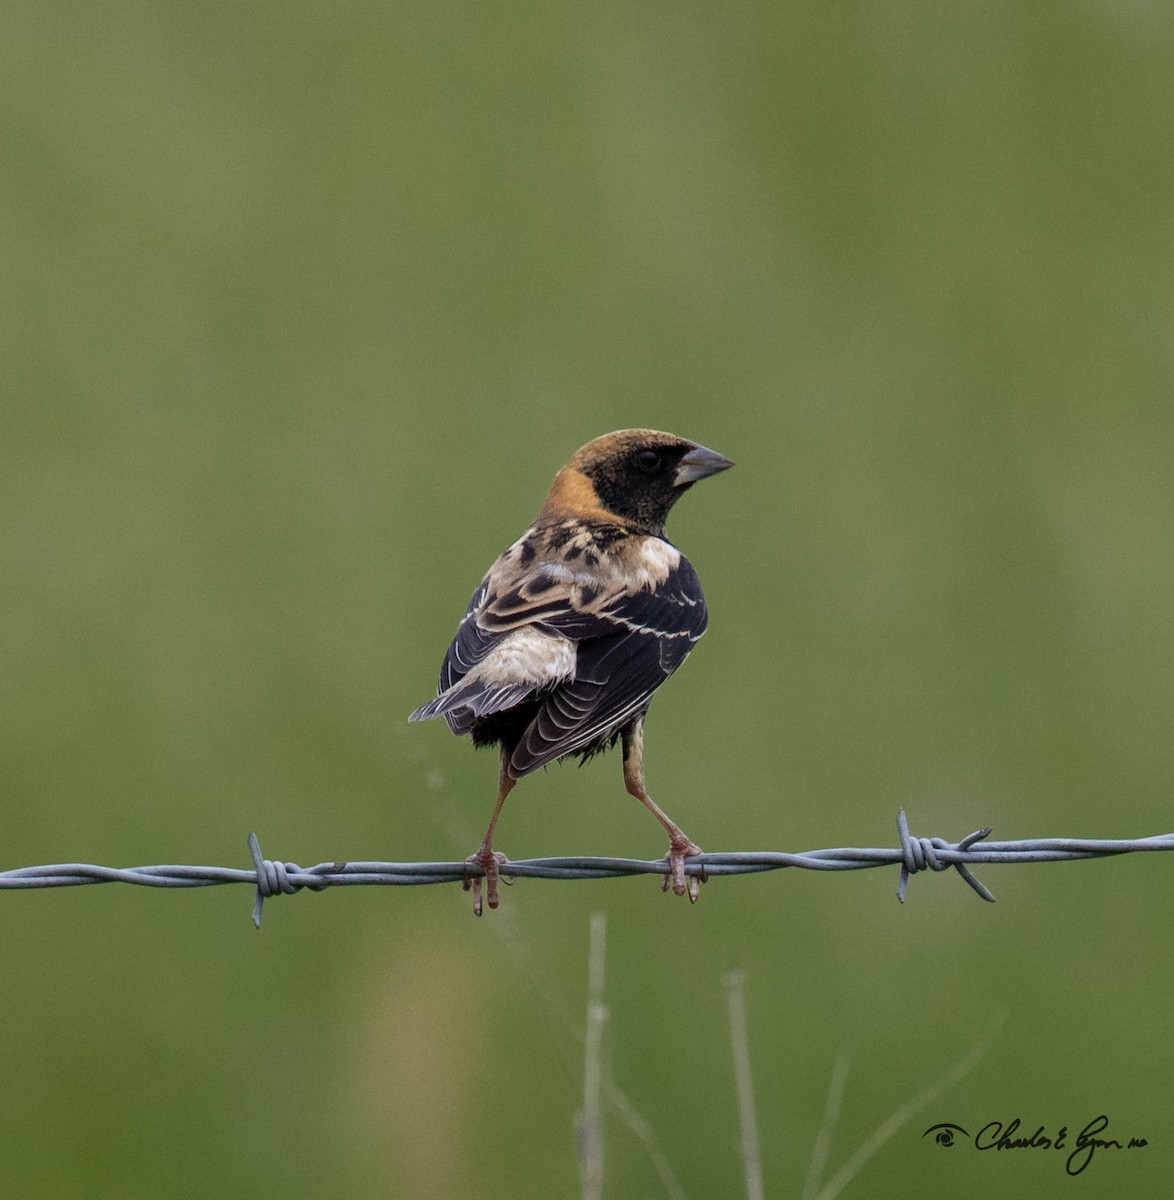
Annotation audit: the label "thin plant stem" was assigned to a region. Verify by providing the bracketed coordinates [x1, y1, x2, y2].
[725, 972, 765, 1200]
[812, 1011, 1008, 1200]
[801, 1057, 850, 1200]
[578, 913, 608, 1200]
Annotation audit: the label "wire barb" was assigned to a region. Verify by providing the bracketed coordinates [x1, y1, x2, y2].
[895, 808, 996, 904]
[2, 813, 1172, 926]
[247, 833, 342, 928]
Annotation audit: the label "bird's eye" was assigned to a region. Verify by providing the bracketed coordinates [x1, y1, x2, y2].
[636, 448, 661, 472]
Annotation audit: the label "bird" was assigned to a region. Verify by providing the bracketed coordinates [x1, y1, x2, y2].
[409, 429, 733, 914]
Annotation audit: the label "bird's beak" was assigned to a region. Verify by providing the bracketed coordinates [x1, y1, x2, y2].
[675, 443, 735, 486]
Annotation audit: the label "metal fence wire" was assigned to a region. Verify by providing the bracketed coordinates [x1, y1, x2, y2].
[2, 809, 1171, 927]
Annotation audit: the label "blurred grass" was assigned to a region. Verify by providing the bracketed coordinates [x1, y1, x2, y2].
[2, 1, 1173, 1196]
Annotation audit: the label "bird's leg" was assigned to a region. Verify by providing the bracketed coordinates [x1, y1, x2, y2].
[465, 748, 514, 916]
[621, 722, 705, 901]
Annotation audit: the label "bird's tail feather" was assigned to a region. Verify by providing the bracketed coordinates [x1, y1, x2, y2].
[409, 678, 535, 723]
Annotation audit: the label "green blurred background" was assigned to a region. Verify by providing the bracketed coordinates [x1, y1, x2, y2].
[3, 2, 1172, 1196]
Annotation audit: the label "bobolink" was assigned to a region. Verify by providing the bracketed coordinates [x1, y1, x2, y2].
[410, 429, 733, 914]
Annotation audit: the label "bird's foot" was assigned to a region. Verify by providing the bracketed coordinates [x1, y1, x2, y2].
[463, 848, 510, 916]
[662, 837, 706, 902]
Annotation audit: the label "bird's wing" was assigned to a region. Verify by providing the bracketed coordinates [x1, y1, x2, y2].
[507, 555, 708, 775]
[407, 575, 530, 729]
[409, 536, 708, 754]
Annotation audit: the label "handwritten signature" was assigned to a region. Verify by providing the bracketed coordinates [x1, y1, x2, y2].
[923, 1115, 1148, 1176]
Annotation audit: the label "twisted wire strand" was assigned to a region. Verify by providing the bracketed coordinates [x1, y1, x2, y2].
[2, 810, 1172, 927]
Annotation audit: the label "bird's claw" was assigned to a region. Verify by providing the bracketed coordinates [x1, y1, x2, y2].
[463, 849, 510, 916]
[662, 839, 705, 901]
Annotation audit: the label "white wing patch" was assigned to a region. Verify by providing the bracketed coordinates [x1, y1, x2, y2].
[464, 627, 576, 689]
[622, 537, 682, 591]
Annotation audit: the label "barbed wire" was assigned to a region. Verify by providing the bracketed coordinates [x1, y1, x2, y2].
[2, 809, 1171, 927]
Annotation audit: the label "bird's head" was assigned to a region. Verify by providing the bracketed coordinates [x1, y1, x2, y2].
[540, 429, 734, 536]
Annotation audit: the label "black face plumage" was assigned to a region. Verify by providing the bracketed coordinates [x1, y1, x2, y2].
[578, 439, 695, 537]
